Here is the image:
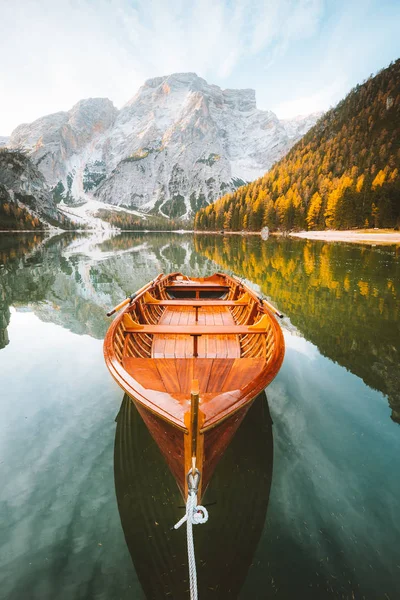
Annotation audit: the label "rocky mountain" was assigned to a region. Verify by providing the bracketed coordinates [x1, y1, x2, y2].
[0, 137, 9, 147]
[0, 149, 74, 230]
[9, 73, 320, 220]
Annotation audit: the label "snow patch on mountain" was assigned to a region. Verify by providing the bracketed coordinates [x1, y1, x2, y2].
[57, 197, 147, 231]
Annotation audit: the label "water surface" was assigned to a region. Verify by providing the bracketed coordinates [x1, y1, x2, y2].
[0, 232, 399, 599]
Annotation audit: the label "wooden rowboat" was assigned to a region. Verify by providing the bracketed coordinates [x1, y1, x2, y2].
[104, 272, 285, 500]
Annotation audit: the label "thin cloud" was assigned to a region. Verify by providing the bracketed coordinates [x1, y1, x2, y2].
[275, 79, 346, 118]
[0, 0, 398, 133]
[249, 0, 323, 55]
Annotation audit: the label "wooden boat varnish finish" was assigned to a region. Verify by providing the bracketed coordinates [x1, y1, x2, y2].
[104, 272, 285, 499]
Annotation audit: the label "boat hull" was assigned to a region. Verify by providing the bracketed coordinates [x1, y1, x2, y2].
[104, 272, 285, 499]
[127, 390, 256, 500]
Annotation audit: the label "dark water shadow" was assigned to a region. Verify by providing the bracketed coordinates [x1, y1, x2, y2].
[114, 391, 273, 599]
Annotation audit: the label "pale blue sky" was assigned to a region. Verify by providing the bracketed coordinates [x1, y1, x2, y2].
[0, 0, 399, 134]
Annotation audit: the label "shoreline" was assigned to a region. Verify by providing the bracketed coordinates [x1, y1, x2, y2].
[289, 229, 400, 245]
[1, 228, 400, 245]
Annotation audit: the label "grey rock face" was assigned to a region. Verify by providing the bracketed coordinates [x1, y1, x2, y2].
[9, 74, 320, 218]
[0, 149, 63, 226]
[10, 99, 117, 195]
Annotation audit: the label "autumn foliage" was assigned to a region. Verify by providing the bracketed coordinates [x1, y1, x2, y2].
[195, 59, 400, 232]
[0, 194, 43, 230]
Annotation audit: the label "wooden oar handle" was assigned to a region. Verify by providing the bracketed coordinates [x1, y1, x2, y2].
[262, 299, 283, 319]
[107, 295, 134, 317]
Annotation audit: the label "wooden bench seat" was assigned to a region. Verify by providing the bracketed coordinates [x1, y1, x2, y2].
[123, 309, 271, 358]
[165, 285, 230, 295]
[143, 300, 248, 307]
[125, 325, 268, 334]
[166, 283, 229, 288]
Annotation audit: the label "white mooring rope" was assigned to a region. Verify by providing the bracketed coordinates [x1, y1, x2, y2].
[173, 475, 209, 600]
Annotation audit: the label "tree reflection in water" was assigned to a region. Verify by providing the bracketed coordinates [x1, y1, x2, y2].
[195, 234, 400, 423]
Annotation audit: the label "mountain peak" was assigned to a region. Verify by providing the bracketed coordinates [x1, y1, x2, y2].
[138, 72, 257, 110]
[69, 97, 116, 112]
[8, 72, 321, 221]
[68, 97, 118, 133]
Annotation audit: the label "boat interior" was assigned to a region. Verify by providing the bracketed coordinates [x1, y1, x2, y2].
[107, 273, 284, 428]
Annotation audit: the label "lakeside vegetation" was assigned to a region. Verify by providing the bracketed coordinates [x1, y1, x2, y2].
[96, 208, 193, 230]
[0, 188, 43, 229]
[195, 60, 400, 233]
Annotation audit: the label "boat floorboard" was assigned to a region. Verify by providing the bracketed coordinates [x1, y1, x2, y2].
[152, 306, 240, 359]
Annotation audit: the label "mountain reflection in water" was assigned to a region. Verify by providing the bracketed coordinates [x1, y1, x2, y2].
[114, 391, 273, 599]
[0, 231, 215, 345]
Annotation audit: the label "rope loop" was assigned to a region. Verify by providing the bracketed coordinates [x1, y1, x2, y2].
[192, 503, 208, 525]
[173, 491, 208, 529]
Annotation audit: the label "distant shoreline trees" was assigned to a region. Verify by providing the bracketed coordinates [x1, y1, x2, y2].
[96, 208, 193, 231]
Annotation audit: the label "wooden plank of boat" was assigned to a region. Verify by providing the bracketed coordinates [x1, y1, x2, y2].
[143, 299, 249, 306]
[104, 272, 285, 500]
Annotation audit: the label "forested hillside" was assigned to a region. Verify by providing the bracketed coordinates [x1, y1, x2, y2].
[96, 209, 192, 231]
[195, 59, 400, 232]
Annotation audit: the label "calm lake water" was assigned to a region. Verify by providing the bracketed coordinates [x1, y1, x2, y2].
[0, 231, 399, 599]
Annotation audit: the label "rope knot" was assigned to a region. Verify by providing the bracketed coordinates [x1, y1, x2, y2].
[192, 505, 208, 525]
[173, 493, 208, 530]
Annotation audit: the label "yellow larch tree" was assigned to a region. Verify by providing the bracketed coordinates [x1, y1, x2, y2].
[306, 192, 322, 230]
[372, 169, 386, 188]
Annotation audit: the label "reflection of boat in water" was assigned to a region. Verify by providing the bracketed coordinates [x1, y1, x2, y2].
[105, 272, 284, 500]
[114, 390, 273, 599]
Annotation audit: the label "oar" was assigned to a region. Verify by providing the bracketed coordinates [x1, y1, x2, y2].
[107, 273, 163, 317]
[261, 298, 284, 319]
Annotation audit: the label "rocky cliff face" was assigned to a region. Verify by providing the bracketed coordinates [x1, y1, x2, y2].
[9, 73, 320, 219]
[10, 99, 117, 205]
[0, 149, 71, 229]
